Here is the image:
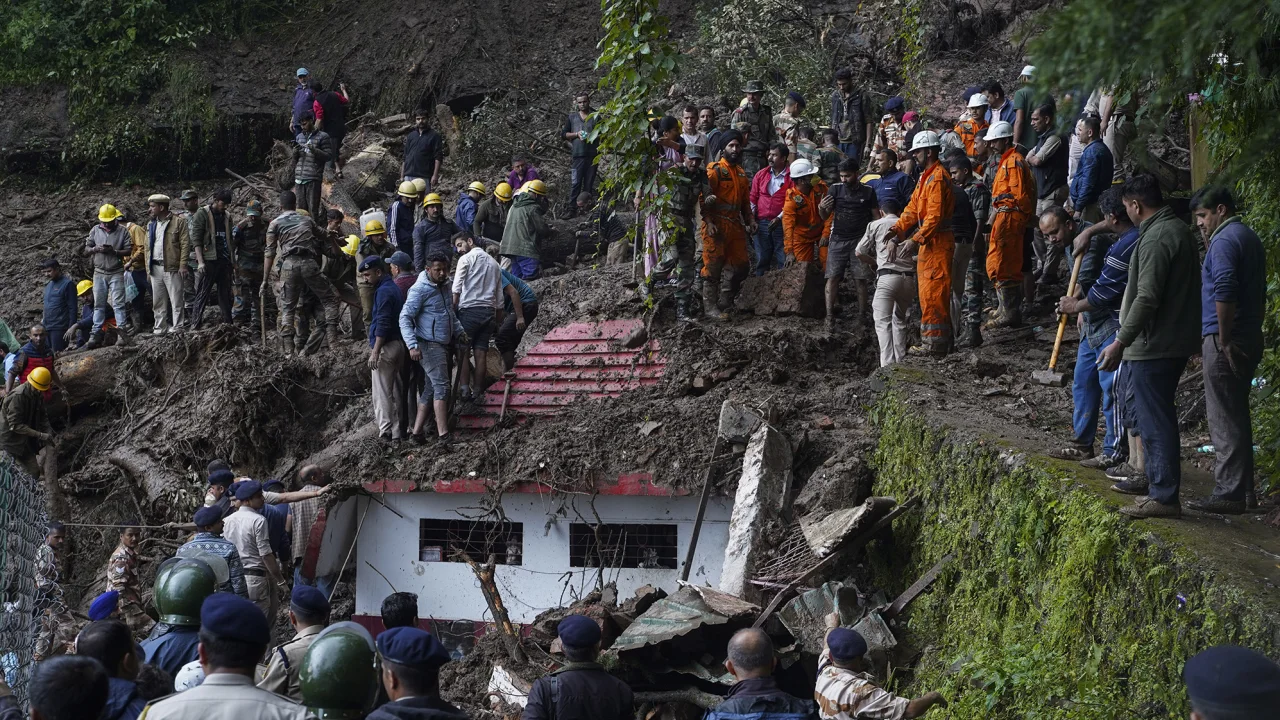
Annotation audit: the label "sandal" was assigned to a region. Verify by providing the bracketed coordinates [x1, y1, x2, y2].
[1049, 445, 1094, 460]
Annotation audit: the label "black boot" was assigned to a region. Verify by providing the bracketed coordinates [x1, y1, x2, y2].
[966, 324, 983, 348]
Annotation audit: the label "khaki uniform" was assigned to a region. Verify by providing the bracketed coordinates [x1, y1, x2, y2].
[106, 543, 155, 636]
[140, 673, 307, 720]
[256, 625, 323, 701]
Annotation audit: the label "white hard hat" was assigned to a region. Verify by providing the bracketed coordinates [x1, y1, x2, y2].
[910, 130, 941, 151]
[983, 121, 1014, 141]
[1020, 65, 1036, 78]
[967, 93, 989, 108]
[174, 659, 205, 692]
[788, 158, 818, 178]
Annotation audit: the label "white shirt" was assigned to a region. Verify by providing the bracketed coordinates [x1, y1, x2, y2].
[453, 246, 502, 310]
[855, 215, 914, 273]
[681, 131, 707, 152]
[767, 167, 788, 194]
[152, 217, 171, 264]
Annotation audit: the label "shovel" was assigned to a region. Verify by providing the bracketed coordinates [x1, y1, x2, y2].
[1031, 249, 1085, 387]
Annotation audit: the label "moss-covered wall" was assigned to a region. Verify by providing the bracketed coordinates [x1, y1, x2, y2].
[867, 397, 1280, 718]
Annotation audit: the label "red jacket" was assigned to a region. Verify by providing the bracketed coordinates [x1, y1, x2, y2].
[749, 166, 791, 222]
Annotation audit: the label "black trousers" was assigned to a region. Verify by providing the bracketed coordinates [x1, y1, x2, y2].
[192, 259, 234, 327]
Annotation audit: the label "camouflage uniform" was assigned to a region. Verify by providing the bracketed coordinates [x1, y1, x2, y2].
[731, 101, 774, 177]
[106, 543, 155, 636]
[958, 177, 993, 329]
[264, 211, 341, 353]
[33, 543, 75, 661]
[657, 162, 712, 309]
[814, 648, 911, 718]
[231, 217, 274, 325]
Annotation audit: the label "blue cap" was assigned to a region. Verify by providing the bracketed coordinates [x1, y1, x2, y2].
[557, 614, 601, 648]
[358, 255, 385, 272]
[88, 591, 120, 621]
[376, 626, 451, 670]
[961, 86, 982, 103]
[389, 251, 413, 270]
[827, 627, 868, 661]
[786, 90, 805, 106]
[297, 68, 309, 77]
[262, 478, 285, 492]
[201, 592, 269, 645]
[884, 96, 905, 112]
[233, 480, 262, 501]
[193, 506, 222, 527]
[1184, 645, 1280, 714]
[208, 469, 234, 487]
[290, 585, 330, 616]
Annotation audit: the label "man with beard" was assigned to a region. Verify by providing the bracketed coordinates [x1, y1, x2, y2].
[701, 131, 755, 319]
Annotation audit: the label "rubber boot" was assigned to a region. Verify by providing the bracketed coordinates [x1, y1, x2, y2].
[1006, 286, 1023, 328]
[675, 296, 691, 323]
[326, 326, 343, 353]
[966, 324, 983, 348]
[279, 334, 295, 356]
[984, 288, 1007, 329]
[702, 273, 721, 318]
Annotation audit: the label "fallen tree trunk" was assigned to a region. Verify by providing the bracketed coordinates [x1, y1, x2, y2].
[107, 448, 175, 504]
[635, 688, 723, 709]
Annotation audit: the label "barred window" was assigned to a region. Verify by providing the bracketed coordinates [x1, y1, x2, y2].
[419, 519, 523, 566]
[568, 523, 678, 569]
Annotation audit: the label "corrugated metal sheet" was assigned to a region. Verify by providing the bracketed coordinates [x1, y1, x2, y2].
[611, 585, 758, 653]
[458, 318, 667, 430]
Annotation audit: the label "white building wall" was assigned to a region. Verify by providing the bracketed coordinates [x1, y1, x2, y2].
[354, 492, 733, 624]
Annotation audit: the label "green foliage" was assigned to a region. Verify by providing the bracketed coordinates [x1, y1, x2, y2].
[1031, 0, 1280, 491]
[868, 400, 1277, 718]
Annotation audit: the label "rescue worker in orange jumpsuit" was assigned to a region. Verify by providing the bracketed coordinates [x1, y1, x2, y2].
[983, 120, 1035, 327]
[955, 93, 989, 159]
[782, 158, 833, 268]
[702, 130, 755, 318]
[891, 131, 956, 356]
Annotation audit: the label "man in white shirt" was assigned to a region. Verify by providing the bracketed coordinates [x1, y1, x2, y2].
[452, 232, 503, 404]
[221, 481, 285, 628]
[145, 193, 191, 334]
[855, 200, 915, 367]
[680, 104, 707, 156]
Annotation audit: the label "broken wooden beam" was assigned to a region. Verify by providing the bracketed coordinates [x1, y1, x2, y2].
[883, 553, 954, 620]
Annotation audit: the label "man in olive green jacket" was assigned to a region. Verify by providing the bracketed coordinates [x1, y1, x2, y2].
[499, 182, 553, 279]
[1099, 175, 1201, 519]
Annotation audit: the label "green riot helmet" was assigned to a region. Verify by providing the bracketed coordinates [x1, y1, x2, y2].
[300, 621, 380, 719]
[153, 557, 217, 626]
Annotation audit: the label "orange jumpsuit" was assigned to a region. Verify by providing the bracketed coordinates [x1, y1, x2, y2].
[954, 117, 989, 158]
[701, 157, 751, 276]
[892, 162, 956, 350]
[985, 146, 1035, 288]
[782, 179, 833, 267]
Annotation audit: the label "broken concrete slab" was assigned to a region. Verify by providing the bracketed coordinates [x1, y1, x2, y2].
[852, 610, 897, 654]
[486, 665, 530, 709]
[718, 401, 763, 444]
[778, 581, 868, 654]
[800, 496, 897, 558]
[735, 261, 825, 318]
[720, 423, 794, 599]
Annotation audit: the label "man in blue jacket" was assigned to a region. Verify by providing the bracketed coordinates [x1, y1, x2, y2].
[399, 254, 464, 445]
[362, 256, 406, 442]
[1068, 115, 1114, 222]
[704, 629, 817, 720]
[40, 259, 77, 352]
[74, 620, 148, 720]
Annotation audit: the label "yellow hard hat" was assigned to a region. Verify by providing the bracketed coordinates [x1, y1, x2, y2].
[398, 180, 420, 197]
[364, 219, 386, 235]
[343, 235, 360, 257]
[97, 204, 122, 222]
[28, 367, 51, 392]
[494, 182, 513, 201]
[77, 280, 93, 296]
[297, 209, 312, 217]
[523, 179, 547, 196]
[422, 193, 443, 207]
[467, 181, 487, 195]
[412, 178, 428, 195]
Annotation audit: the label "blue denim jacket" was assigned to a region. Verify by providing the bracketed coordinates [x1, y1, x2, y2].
[1070, 139, 1114, 209]
[399, 274, 461, 349]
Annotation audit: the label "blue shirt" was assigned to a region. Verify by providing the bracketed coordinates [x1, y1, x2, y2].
[499, 269, 537, 314]
[260, 503, 291, 562]
[1201, 217, 1266, 337]
[177, 532, 247, 597]
[42, 276, 77, 330]
[1070, 139, 1114, 209]
[455, 194, 478, 233]
[370, 274, 405, 347]
[140, 626, 201, 680]
[1086, 226, 1139, 345]
[868, 170, 915, 209]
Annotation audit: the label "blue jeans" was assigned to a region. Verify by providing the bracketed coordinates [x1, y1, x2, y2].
[753, 220, 785, 275]
[1125, 356, 1189, 505]
[293, 565, 336, 599]
[92, 271, 128, 334]
[1072, 332, 1119, 455]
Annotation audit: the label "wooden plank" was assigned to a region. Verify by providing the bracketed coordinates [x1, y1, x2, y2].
[883, 553, 954, 620]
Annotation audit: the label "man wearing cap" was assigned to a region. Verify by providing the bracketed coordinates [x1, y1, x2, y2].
[984, 120, 1035, 328]
[892, 130, 957, 356]
[731, 81, 775, 177]
[522, 614, 632, 720]
[144, 194, 191, 334]
[831, 69, 875, 165]
[774, 91, 807, 157]
[402, 108, 445, 193]
[0, 364, 55, 479]
[177, 506, 247, 598]
[221, 481, 286, 623]
[474, 183, 514, 244]
[1183, 644, 1280, 719]
[290, 69, 313, 136]
[389, 181, 420, 258]
[141, 593, 307, 719]
[369, 626, 466, 720]
[360, 256, 406, 442]
[1012, 66, 1042, 153]
[816, 620, 946, 719]
[872, 97, 908, 161]
[702, 132, 755, 318]
[412, 194, 458, 273]
[955, 93, 990, 159]
[456, 181, 485, 233]
[500, 181, 553, 279]
[230, 200, 270, 328]
[357, 218, 397, 323]
[562, 92, 598, 217]
[82, 204, 135, 348]
[40, 258, 77, 352]
[264, 190, 343, 355]
[106, 524, 154, 637]
[257, 586, 329, 701]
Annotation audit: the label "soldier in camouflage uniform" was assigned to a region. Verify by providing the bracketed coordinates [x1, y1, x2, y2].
[263, 191, 342, 355]
[731, 80, 774, 178]
[33, 521, 76, 661]
[231, 200, 273, 327]
[654, 144, 713, 321]
[106, 524, 155, 637]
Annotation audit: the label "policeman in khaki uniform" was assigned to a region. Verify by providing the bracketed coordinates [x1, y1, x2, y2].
[257, 585, 330, 701]
[140, 593, 306, 720]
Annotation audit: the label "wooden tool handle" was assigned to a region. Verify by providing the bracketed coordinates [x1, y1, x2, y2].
[1048, 250, 1086, 372]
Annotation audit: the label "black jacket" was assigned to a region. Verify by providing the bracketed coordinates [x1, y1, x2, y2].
[703, 677, 818, 720]
[367, 695, 469, 720]
[521, 663, 633, 720]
